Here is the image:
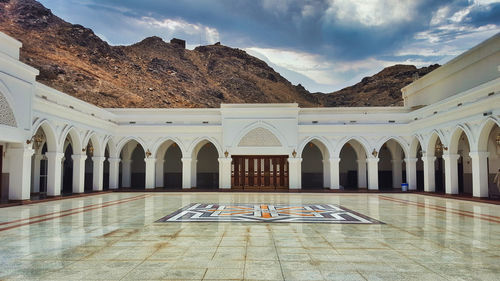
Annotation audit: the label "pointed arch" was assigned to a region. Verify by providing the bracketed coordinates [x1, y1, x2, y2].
[189, 137, 223, 158]
[409, 135, 424, 158]
[449, 125, 473, 154]
[334, 136, 370, 158]
[477, 116, 500, 152]
[116, 136, 147, 157]
[297, 136, 331, 159]
[60, 126, 82, 153]
[83, 132, 103, 157]
[102, 136, 118, 158]
[425, 130, 446, 156]
[32, 119, 58, 152]
[152, 137, 185, 159]
[374, 136, 409, 158]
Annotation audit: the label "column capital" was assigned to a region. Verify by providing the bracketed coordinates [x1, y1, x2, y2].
[144, 158, 156, 163]
[442, 153, 460, 161]
[45, 151, 64, 160]
[329, 157, 341, 163]
[469, 151, 489, 158]
[92, 156, 106, 162]
[391, 159, 403, 164]
[107, 157, 121, 163]
[287, 157, 303, 164]
[404, 157, 418, 163]
[71, 154, 87, 161]
[421, 155, 436, 162]
[121, 159, 132, 164]
[218, 157, 232, 163]
[181, 157, 192, 162]
[366, 157, 379, 163]
[33, 153, 44, 160]
[356, 159, 366, 164]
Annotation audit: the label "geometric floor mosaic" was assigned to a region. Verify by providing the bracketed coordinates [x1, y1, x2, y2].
[156, 203, 383, 224]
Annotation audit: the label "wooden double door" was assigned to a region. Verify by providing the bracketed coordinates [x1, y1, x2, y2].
[231, 155, 289, 190]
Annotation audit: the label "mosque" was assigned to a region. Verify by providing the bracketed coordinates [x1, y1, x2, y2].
[0, 31, 499, 203]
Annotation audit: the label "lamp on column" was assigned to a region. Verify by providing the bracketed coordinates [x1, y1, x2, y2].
[145, 149, 152, 158]
[224, 150, 229, 158]
[83, 143, 94, 156]
[292, 149, 297, 158]
[496, 134, 500, 147]
[26, 134, 44, 149]
[371, 149, 378, 157]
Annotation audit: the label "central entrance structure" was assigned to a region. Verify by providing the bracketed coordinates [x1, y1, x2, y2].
[231, 155, 289, 190]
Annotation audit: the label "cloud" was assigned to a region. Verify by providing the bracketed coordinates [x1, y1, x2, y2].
[36, 0, 500, 93]
[324, 0, 417, 26]
[136, 17, 220, 44]
[246, 47, 337, 85]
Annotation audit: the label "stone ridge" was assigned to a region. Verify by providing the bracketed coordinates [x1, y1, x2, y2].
[0, 0, 439, 108]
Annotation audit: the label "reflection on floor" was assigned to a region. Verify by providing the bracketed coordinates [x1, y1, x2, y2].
[0, 192, 499, 280]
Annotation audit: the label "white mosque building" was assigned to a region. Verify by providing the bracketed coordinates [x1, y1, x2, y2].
[0, 31, 499, 203]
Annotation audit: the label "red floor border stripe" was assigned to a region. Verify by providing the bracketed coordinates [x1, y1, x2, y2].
[0, 194, 152, 232]
[379, 196, 500, 224]
[0, 194, 149, 226]
[379, 195, 500, 220]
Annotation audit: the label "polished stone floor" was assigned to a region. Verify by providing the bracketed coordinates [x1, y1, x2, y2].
[0, 192, 499, 281]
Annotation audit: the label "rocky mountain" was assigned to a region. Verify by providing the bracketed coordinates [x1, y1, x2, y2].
[319, 64, 440, 107]
[0, 0, 439, 108]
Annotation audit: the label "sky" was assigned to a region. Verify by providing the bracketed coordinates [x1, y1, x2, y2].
[38, 0, 500, 93]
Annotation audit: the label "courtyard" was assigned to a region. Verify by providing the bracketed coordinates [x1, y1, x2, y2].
[0, 192, 499, 280]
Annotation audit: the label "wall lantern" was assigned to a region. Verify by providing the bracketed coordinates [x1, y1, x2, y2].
[434, 141, 448, 153]
[292, 149, 297, 158]
[224, 150, 229, 158]
[145, 149, 152, 158]
[371, 149, 378, 157]
[84, 143, 94, 156]
[496, 134, 500, 147]
[26, 134, 44, 149]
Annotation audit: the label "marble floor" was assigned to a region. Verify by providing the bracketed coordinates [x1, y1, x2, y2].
[0, 192, 499, 281]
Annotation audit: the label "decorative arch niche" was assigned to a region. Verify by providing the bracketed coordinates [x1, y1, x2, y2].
[0, 91, 17, 127]
[238, 127, 282, 147]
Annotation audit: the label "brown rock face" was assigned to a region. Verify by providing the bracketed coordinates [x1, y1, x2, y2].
[317, 64, 440, 107]
[0, 0, 439, 108]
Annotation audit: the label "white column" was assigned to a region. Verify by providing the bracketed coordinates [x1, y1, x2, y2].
[422, 155, 436, 192]
[45, 152, 64, 197]
[7, 147, 34, 201]
[181, 157, 192, 189]
[145, 158, 156, 189]
[32, 153, 43, 193]
[71, 154, 86, 193]
[469, 151, 489, 198]
[108, 157, 120, 189]
[218, 157, 232, 189]
[391, 159, 403, 189]
[367, 157, 379, 190]
[405, 158, 418, 190]
[60, 156, 65, 191]
[288, 158, 302, 189]
[92, 156, 105, 191]
[329, 157, 340, 189]
[155, 160, 165, 187]
[322, 159, 331, 188]
[443, 153, 460, 195]
[121, 159, 132, 188]
[191, 159, 197, 188]
[357, 159, 367, 188]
